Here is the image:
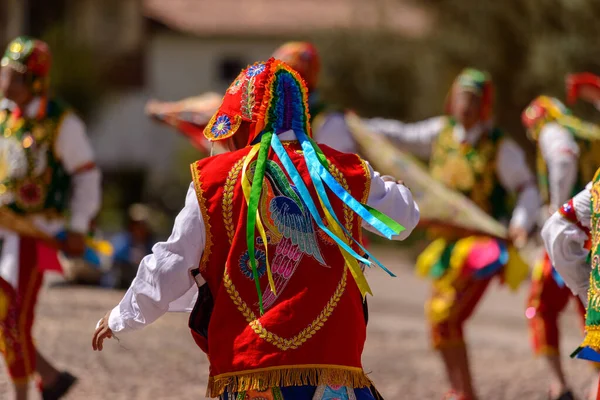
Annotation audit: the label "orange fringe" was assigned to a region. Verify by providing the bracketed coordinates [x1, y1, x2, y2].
[206, 365, 371, 398]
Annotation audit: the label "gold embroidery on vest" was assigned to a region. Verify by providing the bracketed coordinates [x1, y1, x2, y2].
[220, 157, 367, 350]
[191, 163, 213, 272]
[589, 180, 600, 311]
[430, 124, 498, 214]
[223, 265, 347, 351]
[223, 158, 244, 243]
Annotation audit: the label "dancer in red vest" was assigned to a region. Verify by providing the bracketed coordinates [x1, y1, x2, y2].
[93, 58, 420, 399]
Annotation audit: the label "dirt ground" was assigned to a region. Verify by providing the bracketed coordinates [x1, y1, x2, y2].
[0, 246, 595, 399]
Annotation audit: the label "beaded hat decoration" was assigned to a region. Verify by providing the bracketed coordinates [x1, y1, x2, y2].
[271, 42, 320, 91]
[444, 68, 494, 124]
[205, 58, 404, 313]
[1, 36, 52, 95]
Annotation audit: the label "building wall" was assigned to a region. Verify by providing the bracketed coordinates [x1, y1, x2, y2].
[90, 32, 283, 181]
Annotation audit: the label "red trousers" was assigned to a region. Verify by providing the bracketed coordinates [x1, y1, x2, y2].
[0, 237, 43, 384]
[428, 275, 493, 349]
[527, 253, 585, 355]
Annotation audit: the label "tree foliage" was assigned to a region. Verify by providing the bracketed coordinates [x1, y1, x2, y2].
[317, 0, 600, 153]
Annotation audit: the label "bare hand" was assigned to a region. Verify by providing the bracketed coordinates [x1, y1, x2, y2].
[62, 231, 86, 257]
[508, 226, 528, 249]
[92, 311, 113, 351]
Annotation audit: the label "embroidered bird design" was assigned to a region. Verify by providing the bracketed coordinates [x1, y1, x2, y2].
[249, 160, 326, 310]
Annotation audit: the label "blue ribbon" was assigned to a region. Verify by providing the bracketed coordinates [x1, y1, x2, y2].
[269, 134, 373, 267]
[295, 130, 404, 240]
[271, 133, 396, 277]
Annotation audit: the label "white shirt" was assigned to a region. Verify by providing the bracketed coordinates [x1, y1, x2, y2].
[108, 130, 420, 334]
[541, 184, 592, 304]
[363, 116, 540, 231]
[313, 112, 358, 154]
[538, 122, 580, 213]
[0, 97, 101, 233]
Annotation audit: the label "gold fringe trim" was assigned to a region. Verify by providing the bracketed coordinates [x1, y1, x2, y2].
[206, 365, 371, 398]
[580, 326, 600, 352]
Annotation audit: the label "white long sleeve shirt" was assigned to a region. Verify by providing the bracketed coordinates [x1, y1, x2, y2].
[363, 116, 540, 231]
[542, 184, 592, 304]
[0, 97, 101, 233]
[538, 122, 580, 213]
[313, 112, 358, 154]
[107, 130, 420, 334]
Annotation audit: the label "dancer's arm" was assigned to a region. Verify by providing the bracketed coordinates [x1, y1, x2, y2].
[542, 185, 592, 304]
[54, 112, 101, 254]
[496, 139, 540, 245]
[538, 122, 580, 213]
[100, 183, 205, 338]
[362, 162, 420, 240]
[361, 116, 445, 158]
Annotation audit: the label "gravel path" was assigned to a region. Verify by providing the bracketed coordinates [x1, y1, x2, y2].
[0, 246, 595, 399]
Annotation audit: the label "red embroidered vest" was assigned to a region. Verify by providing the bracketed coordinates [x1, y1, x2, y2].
[190, 142, 372, 397]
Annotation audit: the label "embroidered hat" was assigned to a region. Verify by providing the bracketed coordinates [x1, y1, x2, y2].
[444, 68, 494, 124]
[521, 96, 571, 139]
[1, 36, 52, 95]
[205, 59, 404, 314]
[271, 42, 320, 91]
[204, 58, 312, 145]
[521, 95, 600, 142]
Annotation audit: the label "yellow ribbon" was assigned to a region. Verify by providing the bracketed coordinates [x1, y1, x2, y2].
[241, 144, 276, 295]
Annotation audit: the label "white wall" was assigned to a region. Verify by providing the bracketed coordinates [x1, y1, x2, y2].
[90, 32, 283, 182]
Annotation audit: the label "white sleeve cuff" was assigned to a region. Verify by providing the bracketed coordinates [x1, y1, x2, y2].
[70, 215, 91, 233]
[108, 304, 127, 333]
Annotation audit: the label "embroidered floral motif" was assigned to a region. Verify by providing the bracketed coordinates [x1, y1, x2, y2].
[228, 72, 246, 95]
[211, 115, 233, 137]
[246, 63, 266, 78]
[240, 249, 268, 279]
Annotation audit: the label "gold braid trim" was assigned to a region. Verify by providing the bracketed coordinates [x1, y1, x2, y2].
[223, 158, 244, 243]
[207, 364, 371, 398]
[223, 266, 347, 351]
[358, 157, 372, 205]
[190, 162, 213, 271]
[328, 163, 353, 234]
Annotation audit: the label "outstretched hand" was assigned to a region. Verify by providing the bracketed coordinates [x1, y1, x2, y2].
[92, 311, 113, 351]
[508, 226, 528, 249]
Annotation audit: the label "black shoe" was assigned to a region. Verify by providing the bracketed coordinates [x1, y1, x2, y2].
[551, 390, 575, 400]
[42, 371, 78, 400]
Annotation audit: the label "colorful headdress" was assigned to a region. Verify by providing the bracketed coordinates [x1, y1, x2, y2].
[206, 59, 404, 313]
[271, 42, 320, 91]
[204, 58, 312, 145]
[1, 36, 52, 95]
[522, 95, 600, 141]
[566, 72, 600, 105]
[444, 68, 494, 124]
